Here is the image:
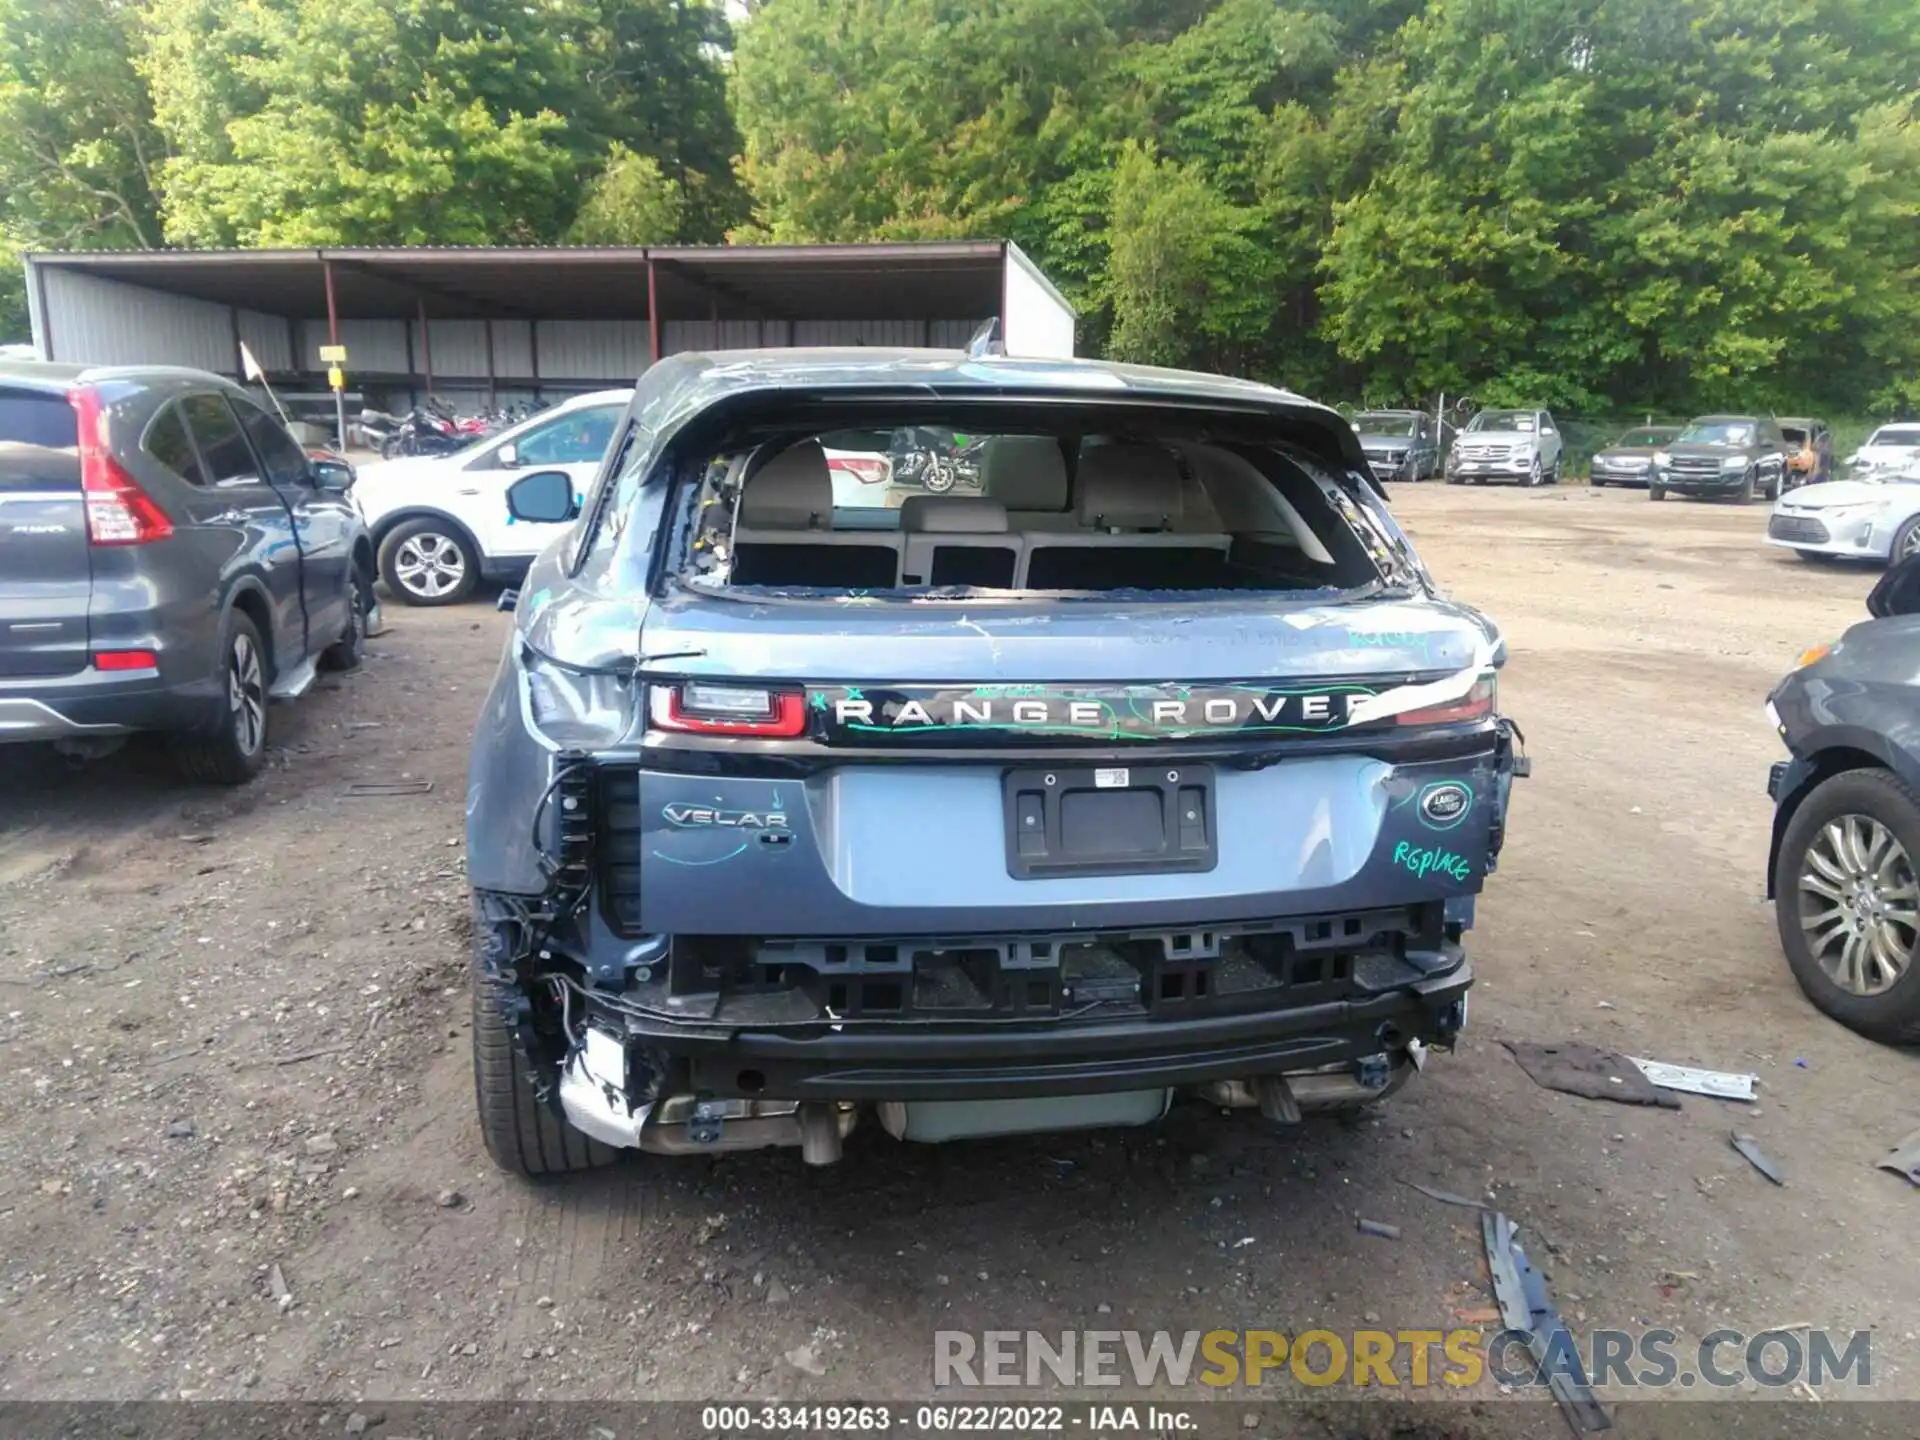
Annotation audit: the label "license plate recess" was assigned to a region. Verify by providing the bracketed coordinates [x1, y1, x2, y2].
[1003, 763, 1217, 880]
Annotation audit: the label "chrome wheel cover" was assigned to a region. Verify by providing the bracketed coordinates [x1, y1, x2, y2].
[1799, 813, 1918, 996]
[393, 533, 467, 598]
[229, 633, 266, 757]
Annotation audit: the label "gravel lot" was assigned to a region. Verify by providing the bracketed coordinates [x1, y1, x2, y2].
[1, 483, 1915, 1431]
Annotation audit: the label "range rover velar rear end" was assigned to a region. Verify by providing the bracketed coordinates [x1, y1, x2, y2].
[464, 349, 1525, 1174]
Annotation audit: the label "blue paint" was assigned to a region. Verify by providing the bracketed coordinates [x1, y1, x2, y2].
[650, 842, 749, 867]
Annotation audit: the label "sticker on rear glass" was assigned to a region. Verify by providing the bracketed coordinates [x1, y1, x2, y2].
[1094, 767, 1130, 789]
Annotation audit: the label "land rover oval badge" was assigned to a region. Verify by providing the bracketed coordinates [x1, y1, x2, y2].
[1418, 781, 1472, 829]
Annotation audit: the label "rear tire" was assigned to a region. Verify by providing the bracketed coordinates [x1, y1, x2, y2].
[471, 918, 619, 1178]
[172, 612, 269, 785]
[380, 518, 480, 607]
[1773, 769, 1920, 1045]
[319, 566, 370, 671]
[1890, 515, 1920, 563]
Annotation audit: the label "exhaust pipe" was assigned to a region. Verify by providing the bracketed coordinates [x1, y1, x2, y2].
[798, 1102, 843, 1166]
[1253, 1073, 1302, 1124]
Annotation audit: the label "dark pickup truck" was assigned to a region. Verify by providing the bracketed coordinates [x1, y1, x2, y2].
[0, 362, 374, 782]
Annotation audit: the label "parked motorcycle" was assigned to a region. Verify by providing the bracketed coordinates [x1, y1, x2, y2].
[889, 426, 986, 494]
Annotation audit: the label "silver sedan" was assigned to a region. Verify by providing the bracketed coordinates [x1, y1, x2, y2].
[1767, 471, 1920, 563]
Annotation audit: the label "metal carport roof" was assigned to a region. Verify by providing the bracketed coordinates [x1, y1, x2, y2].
[22, 242, 1021, 323]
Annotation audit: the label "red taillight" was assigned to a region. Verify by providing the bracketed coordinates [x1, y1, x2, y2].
[92, 650, 158, 671]
[69, 388, 173, 546]
[829, 456, 889, 485]
[1395, 675, 1496, 727]
[650, 683, 809, 737]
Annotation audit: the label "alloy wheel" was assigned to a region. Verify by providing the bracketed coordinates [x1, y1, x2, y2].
[393, 533, 469, 600]
[1798, 813, 1918, 996]
[1899, 525, 1920, 561]
[229, 633, 266, 757]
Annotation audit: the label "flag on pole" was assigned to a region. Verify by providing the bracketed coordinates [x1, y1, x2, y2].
[239, 341, 294, 423]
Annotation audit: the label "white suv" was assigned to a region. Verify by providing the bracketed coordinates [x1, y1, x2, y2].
[355, 389, 631, 605]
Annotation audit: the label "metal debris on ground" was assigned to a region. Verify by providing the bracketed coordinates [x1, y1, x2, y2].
[1503, 1040, 1680, 1109]
[344, 780, 435, 797]
[1628, 1057, 1757, 1102]
[1877, 1130, 1920, 1187]
[1402, 1179, 1490, 1210]
[1482, 1210, 1612, 1435]
[1356, 1218, 1401, 1240]
[1729, 1130, 1786, 1186]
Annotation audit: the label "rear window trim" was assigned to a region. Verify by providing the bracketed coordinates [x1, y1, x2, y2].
[141, 399, 212, 487]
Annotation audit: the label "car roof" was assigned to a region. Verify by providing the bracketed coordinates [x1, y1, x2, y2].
[624, 346, 1362, 469]
[550, 387, 634, 411]
[1355, 408, 1421, 416]
[0, 358, 241, 394]
[635, 347, 1303, 414]
[1690, 414, 1763, 424]
[1776, 416, 1824, 427]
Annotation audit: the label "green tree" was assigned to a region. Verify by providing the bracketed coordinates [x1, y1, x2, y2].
[140, 0, 740, 246]
[569, 144, 687, 244]
[0, 0, 161, 250]
[731, 0, 1122, 243]
[0, 0, 165, 341]
[1104, 140, 1274, 369]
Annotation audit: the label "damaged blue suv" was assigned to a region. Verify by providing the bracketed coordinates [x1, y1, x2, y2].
[466, 349, 1525, 1174]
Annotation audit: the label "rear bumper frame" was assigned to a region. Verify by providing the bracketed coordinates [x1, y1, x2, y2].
[594, 947, 1472, 1102]
[0, 669, 220, 742]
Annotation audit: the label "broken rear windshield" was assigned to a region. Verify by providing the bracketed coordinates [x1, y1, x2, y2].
[673, 424, 1400, 599]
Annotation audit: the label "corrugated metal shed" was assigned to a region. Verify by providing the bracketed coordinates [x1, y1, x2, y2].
[22, 242, 1075, 409]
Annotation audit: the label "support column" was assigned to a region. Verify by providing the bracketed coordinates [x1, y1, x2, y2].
[647, 258, 661, 368]
[418, 298, 434, 397]
[484, 320, 497, 409]
[322, 259, 346, 450]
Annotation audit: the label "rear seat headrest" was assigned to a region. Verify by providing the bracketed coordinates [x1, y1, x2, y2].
[980, 436, 1069, 512]
[739, 441, 832, 529]
[900, 495, 1008, 533]
[1076, 443, 1183, 530]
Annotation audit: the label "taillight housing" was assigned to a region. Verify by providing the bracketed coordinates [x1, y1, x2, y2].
[1395, 674, 1496, 727]
[828, 455, 889, 485]
[649, 682, 809, 737]
[92, 650, 159, 671]
[69, 388, 173, 546]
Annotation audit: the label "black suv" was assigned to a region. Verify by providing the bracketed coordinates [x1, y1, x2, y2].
[1649, 415, 1791, 502]
[0, 362, 375, 782]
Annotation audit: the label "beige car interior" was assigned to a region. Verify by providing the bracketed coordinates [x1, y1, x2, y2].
[725, 435, 1347, 591]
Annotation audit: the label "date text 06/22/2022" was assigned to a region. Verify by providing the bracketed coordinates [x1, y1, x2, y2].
[699, 1405, 1200, 1433]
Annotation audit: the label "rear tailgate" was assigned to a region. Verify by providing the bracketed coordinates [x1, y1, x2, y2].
[0, 389, 89, 677]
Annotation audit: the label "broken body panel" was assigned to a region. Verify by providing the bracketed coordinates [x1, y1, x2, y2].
[465, 350, 1523, 1167]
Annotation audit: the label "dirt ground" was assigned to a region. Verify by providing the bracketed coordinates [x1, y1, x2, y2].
[1, 483, 1916, 1431]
